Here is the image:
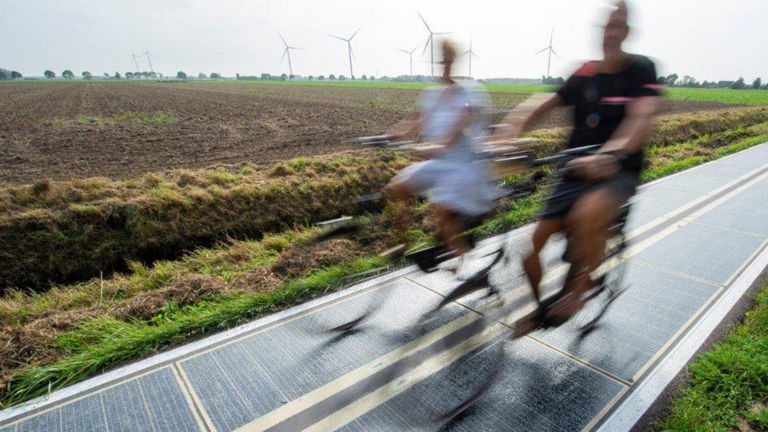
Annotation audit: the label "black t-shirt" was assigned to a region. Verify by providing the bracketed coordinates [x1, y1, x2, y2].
[556, 54, 660, 173]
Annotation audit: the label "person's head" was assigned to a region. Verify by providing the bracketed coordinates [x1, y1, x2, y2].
[603, 1, 630, 58]
[440, 38, 458, 81]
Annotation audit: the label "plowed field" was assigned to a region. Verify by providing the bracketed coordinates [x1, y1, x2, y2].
[0, 82, 739, 183]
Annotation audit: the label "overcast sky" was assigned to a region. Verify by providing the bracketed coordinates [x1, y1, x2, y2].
[2, 0, 766, 81]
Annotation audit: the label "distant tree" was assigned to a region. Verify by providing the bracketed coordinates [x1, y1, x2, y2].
[210, 72, 221, 79]
[308, 75, 314, 81]
[62, 70, 74, 79]
[339, 75, 346, 81]
[114, 72, 121, 79]
[11, 71, 22, 79]
[177, 71, 187, 79]
[731, 77, 746, 90]
[198, 72, 208, 79]
[261, 73, 271, 80]
[318, 75, 325, 81]
[329, 74, 336, 80]
[369, 76, 375, 81]
[0, 71, 7, 80]
[126, 72, 134, 79]
[701, 80, 709, 88]
[82, 71, 92, 80]
[754, 78, 762, 89]
[361, 74, 368, 80]
[44, 70, 55, 79]
[665, 73, 678, 87]
[657, 76, 666, 85]
[280, 73, 288, 80]
[236, 73, 240, 79]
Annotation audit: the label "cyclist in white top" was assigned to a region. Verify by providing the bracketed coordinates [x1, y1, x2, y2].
[384, 39, 493, 259]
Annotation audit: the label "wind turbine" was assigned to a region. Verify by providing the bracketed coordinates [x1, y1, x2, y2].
[278, 32, 300, 77]
[398, 47, 416, 76]
[535, 28, 559, 78]
[418, 12, 450, 77]
[461, 39, 480, 78]
[131, 52, 141, 73]
[330, 27, 361, 79]
[144, 50, 155, 75]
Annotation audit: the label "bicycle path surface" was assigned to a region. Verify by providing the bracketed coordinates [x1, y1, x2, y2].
[3, 144, 768, 432]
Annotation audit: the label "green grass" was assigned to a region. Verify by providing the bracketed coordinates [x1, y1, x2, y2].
[666, 88, 768, 106]
[2, 255, 387, 407]
[653, 283, 768, 432]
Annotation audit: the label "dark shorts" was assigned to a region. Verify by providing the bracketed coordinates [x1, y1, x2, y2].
[540, 170, 640, 220]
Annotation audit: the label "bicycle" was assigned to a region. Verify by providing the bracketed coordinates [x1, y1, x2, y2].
[308, 139, 632, 427]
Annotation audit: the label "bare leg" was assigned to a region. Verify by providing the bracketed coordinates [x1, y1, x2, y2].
[435, 205, 472, 258]
[551, 187, 619, 319]
[522, 218, 565, 303]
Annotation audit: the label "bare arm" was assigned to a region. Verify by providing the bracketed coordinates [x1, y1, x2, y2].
[492, 93, 564, 142]
[390, 114, 423, 141]
[572, 95, 661, 180]
[601, 95, 660, 155]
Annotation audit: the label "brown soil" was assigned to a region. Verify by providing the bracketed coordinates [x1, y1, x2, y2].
[0, 82, 740, 184]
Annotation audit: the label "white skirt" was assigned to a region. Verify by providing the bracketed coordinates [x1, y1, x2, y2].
[393, 159, 496, 217]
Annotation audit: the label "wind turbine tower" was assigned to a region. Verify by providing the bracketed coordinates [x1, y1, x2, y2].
[330, 27, 361, 79]
[131, 52, 141, 73]
[278, 32, 300, 77]
[398, 47, 416, 76]
[462, 40, 480, 78]
[418, 12, 450, 77]
[144, 50, 155, 74]
[535, 29, 559, 78]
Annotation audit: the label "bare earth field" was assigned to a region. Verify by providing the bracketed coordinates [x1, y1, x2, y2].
[0, 82, 740, 183]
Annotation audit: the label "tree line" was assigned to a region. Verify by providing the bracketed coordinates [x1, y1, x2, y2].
[658, 74, 767, 90]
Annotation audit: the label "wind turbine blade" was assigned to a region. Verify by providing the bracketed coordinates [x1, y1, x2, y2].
[551, 48, 560, 59]
[350, 44, 356, 61]
[281, 48, 287, 62]
[350, 26, 362, 40]
[277, 31, 288, 47]
[422, 36, 431, 57]
[410, 47, 417, 54]
[461, 50, 470, 56]
[417, 11, 432, 33]
[330, 34, 346, 41]
[534, 47, 549, 55]
[399, 48, 410, 54]
[472, 52, 481, 60]
[433, 32, 451, 35]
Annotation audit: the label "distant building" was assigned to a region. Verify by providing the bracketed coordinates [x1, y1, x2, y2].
[717, 81, 735, 88]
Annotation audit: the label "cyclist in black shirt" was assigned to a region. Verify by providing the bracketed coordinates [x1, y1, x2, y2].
[495, 1, 661, 328]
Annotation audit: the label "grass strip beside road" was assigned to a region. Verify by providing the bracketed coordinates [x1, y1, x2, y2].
[653, 283, 768, 432]
[1, 122, 768, 409]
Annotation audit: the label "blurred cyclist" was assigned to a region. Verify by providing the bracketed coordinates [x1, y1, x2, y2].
[383, 38, 493, 263]
[495, 1, 661, 329]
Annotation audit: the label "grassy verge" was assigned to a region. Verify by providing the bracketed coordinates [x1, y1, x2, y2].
[0, 153, 412, 291]
[653, 283, 768, 432]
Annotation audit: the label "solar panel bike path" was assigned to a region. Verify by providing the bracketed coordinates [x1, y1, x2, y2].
[2, 144, 768, 432]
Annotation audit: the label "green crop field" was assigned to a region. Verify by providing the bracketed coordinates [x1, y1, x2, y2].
[665, 87, 768, 106]
[200, 79, 768, 104]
